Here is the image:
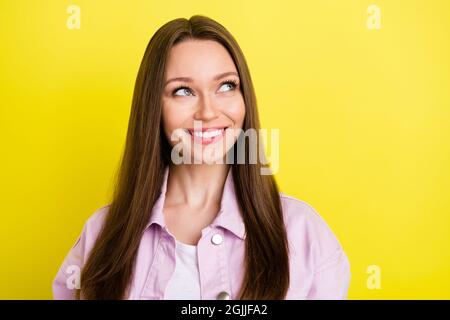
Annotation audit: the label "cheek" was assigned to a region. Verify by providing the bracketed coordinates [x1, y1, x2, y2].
[162, 103, 190, 142]
[224, 97, 246, 127]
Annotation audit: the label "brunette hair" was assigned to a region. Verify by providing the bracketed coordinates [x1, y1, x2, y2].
[78, 15, 290, 299]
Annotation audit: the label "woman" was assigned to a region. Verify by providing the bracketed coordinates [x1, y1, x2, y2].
[52, 15, 351, 300]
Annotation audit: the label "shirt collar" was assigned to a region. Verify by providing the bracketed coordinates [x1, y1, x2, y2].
[146, 166, 246, 240]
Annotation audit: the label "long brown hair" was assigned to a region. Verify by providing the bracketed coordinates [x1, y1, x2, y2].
[78, 15, 290, 300]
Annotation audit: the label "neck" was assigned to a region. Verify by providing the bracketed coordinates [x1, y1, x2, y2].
[165, 163, 231, 208]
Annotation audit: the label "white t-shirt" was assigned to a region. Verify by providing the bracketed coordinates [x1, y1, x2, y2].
[163, 239, 201, 300]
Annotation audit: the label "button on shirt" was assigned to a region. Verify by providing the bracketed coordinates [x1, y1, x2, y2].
[52, 167, 351, 299]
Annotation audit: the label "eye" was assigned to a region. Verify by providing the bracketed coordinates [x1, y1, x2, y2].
[218, 80, 238, 93]
[173, 86, 194, 97]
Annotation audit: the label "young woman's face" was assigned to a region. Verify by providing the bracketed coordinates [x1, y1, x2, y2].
[162, 39, 245, 164]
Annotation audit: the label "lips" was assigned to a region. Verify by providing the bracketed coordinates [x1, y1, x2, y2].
[185, 127, 228, 145]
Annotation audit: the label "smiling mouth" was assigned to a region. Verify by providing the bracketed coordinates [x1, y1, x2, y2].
[185, 127, 229, 144]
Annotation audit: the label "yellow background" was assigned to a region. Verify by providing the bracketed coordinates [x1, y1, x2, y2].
[1, 0, 449, 299]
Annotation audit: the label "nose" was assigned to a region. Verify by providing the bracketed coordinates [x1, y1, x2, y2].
[193, 93, 219, 121]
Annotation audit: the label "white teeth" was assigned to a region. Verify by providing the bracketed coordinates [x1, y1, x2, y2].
[193, 129, 223, 139]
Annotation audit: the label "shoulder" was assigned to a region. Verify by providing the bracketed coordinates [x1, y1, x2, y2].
[52, 204, 111, 299]
[279, 193, 351, 298]
[72, 204, 110, 259]
[66, 204, 111, 264]
[81, 204, 110, 246]
[279, 192, 345, 255]
[84, 204, 110, 231]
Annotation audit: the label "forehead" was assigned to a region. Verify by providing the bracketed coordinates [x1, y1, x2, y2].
[165, 39, 237, 79]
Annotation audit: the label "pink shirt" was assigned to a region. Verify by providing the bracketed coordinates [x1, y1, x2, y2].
[52, 167, 351, 300]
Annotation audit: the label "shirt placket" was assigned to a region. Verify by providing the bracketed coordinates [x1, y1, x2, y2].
[197, 226, 233, 300]
[140, 228, 176, 300]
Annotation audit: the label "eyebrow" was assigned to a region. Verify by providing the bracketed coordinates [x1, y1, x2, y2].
[164, 71, 239, 87]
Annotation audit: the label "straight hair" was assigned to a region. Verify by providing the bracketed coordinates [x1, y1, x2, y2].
[77, 15, 290, 300]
